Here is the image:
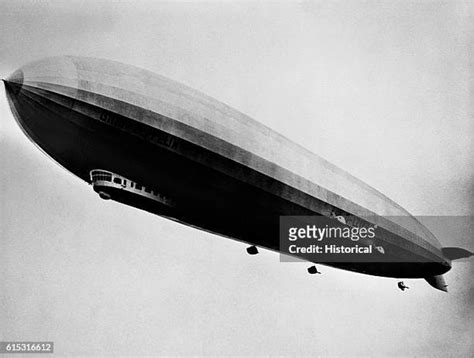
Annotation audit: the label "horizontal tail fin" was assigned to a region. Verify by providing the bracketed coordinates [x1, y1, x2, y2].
[425, 275, 448, 292]
[442, 247, 473, 261]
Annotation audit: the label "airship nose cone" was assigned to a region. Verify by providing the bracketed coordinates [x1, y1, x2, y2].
[4, 69, 24, 95]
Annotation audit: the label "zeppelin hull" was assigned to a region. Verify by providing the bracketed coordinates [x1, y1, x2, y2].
[3, 56, 451, 279]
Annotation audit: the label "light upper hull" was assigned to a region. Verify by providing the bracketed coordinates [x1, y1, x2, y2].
[4, 56, 451, 280]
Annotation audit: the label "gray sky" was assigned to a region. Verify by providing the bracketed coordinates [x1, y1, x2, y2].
[0, 1, 473, 356]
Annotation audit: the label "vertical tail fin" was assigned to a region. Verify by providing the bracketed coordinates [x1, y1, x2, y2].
[425, 275, 448, 292]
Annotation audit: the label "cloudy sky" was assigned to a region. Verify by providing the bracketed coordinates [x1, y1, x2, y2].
[0, 1, 473, 356]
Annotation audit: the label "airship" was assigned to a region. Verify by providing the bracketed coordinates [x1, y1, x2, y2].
[3, 56, 471, 292]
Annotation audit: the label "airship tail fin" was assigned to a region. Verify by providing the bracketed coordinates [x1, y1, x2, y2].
[442, 247, 473, 261]
[425, 275, 448, 292]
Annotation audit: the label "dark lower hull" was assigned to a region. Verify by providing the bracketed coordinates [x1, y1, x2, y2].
[6, 82, 451, 279]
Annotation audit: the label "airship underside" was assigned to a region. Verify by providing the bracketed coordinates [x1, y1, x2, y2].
[4, 56, 471, 292]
